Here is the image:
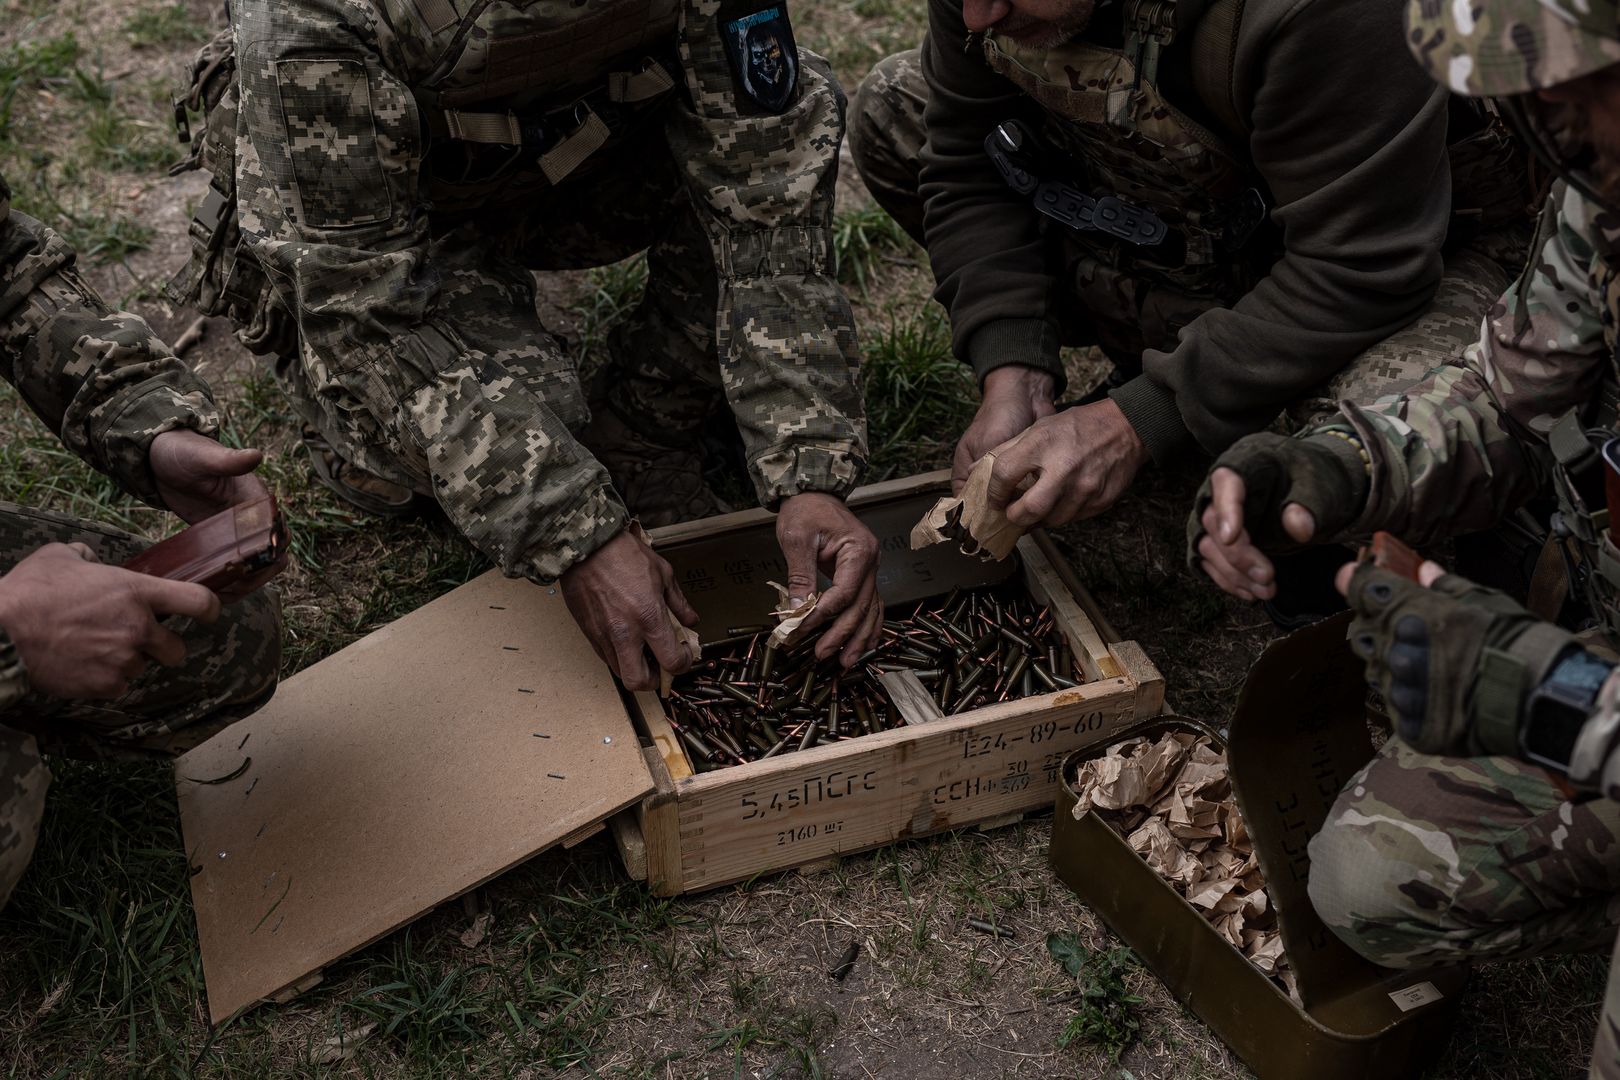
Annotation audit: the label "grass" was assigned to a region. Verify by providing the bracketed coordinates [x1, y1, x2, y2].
[123, 2, 211, 49]
[834, 203, 917, 297]
[1048, 934, 1144, 1062]
[861, 307, 977, 478]
[0, 1, 1608, 1077]
[1, 7, 195, 269]
[566, 254, 649, 381]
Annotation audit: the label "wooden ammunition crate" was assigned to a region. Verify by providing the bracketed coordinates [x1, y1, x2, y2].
[616, 471, 1164, 896]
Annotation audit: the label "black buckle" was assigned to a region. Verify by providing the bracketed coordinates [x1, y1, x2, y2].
[195, 185, 230, 232]
[984, 122, 1039, 195]
[1032, 181, 1169, 247]
[1223, 187, 1268, 250]
[173, 95, 192, 144]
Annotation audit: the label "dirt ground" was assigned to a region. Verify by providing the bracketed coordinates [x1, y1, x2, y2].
[0, 1, 1609, 1077]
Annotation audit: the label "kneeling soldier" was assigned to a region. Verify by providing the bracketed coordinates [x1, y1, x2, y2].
[849, 0, 1527, 564]
[1189, 3, 1620, 1071]
[168, 1, 883, 686]
[0, 170, 281, 910]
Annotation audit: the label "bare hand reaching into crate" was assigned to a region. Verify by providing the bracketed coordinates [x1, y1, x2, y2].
[560, 528, 700, 692]
[774, 493, 884, 668]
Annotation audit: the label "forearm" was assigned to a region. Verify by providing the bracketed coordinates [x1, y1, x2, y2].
[0, 209, 218, 502]
[669, 11, 867, 506]
[1326, 365, 1546, 544]
[917, 0, 1060, 390]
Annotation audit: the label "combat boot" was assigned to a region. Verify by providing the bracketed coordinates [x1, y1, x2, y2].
[578, 406, 731, 528]
[302, 430, 422, 518]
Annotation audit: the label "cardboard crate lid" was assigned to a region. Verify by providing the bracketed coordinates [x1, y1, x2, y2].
[176, 571, 654, 1024]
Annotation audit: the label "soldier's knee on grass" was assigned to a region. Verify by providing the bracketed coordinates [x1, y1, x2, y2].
[218, 587, 284, 712]
[0, 726, 49, 913]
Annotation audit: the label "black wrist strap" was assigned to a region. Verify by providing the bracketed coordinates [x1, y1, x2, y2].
[1522, 648, 1612, 772]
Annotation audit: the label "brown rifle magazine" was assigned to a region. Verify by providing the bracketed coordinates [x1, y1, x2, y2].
[124, 494, 290, 602]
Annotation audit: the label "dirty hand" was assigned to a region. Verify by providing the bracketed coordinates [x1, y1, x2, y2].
[982, 399, 1147, 527]
[0, 542, 220, 699]
[776, 492, 882, 667]
[149, 429, 271, 524]
[560, 528, 699, 693]
[1188, 433, 1368, 601]
[1338, 560, 1583, 759]
[953, 366, 1057, 494]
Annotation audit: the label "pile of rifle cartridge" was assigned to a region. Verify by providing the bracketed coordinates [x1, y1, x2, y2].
[663, 584, 1081, 772]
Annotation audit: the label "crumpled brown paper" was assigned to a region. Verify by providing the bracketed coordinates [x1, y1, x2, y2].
[767, 580, 820, 650]
[909, 452, 1025, 562]
[629, 523, 702, 695]
[1073, 732, 1298, 1002]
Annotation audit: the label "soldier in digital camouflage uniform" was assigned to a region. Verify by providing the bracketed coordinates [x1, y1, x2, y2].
[845, 0, 1530, 556]
[0, 168, 282, 912]
[1185, 2, 1620, 1071]
[169, 0, 885, 685]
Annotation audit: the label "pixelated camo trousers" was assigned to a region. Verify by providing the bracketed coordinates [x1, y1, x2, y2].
[0, 503, 280, 912]
[1308, 739, 1620, 1077]
[848, 48, 1518, 418]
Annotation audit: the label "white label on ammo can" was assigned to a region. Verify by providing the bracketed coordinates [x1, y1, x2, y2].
[1388, 981, 1443, 1012]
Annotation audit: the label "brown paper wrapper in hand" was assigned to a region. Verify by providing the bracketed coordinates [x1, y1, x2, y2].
[767, 581, 820, 650]
[659, 612, 701, 698]
[1072, 731, 1299, 1003]
[909, 451, 1025, 562]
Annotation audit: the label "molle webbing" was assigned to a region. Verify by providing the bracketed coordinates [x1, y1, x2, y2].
[426, 60, 674, 184]
[411, 0, 460, 34]
[427, 103, 609, 184]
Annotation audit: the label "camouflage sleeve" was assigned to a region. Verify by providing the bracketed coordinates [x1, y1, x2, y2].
[1326, 183, 1605, 544]
[231, 0, 627, 582]
[0, 174, 219, 505]
[665, 2, 867, 508]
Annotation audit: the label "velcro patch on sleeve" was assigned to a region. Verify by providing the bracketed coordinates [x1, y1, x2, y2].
[272, 58, 391, 230]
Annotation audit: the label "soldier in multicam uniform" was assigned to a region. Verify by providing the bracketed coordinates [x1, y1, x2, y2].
[168, 0, 883, 686]
[1187, 2, 1620, 1070]
[846, 0, 1529, 575]
[0, 169, 282, 912]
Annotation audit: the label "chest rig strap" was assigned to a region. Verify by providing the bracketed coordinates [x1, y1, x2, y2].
[424, 58, 676, 185]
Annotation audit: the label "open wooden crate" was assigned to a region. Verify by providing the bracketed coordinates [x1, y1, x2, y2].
[174, 468, 1165, 1019]
[618, 471, 1164, 896]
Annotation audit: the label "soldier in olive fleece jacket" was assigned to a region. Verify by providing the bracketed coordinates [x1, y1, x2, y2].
[851, 0, 1525, 529]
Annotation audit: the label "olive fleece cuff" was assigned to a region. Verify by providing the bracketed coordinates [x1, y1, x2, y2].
[1109, 374, 1194, 466]
[964, 318, 1066, 397]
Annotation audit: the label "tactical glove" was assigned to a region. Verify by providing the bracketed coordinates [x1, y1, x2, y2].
[1186, 432, 1370, 571]
[1344, 563, 1585, 759]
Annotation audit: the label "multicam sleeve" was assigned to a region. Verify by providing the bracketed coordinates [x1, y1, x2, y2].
[1325, 183, 1606, 545]
[666, 2, 867, 509]
[231, 0, 627, 582]
[0, 178, 219, 505]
